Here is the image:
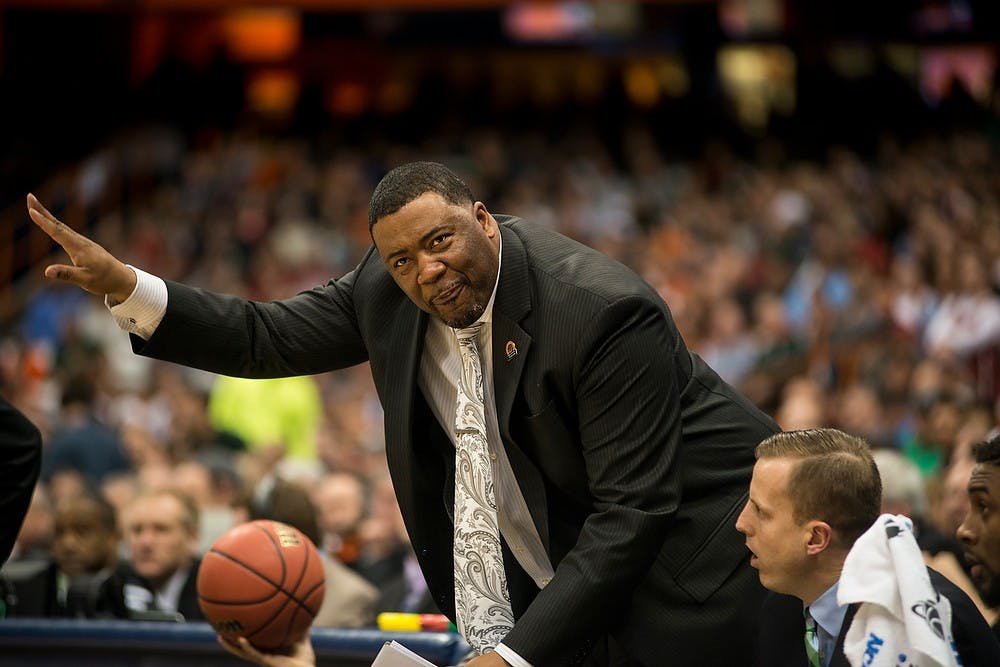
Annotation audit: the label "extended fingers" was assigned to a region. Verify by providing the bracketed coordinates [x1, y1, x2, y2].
[27, 193, 81, 244]
[43, 263, 87, 283]
[218, 636, 269, 665]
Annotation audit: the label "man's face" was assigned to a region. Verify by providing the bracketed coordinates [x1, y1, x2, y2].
[315, 474, 365, 536]
[52, 499, 118, 577]
[372, 192, 501, 329]
[125, 494, 196, 587]
[958, 463, 1000, 606]
[735, 457, 814, 598]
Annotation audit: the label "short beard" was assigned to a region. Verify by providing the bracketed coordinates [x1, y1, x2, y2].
[443, 301, 486, 329]
[979, 574, 1000, 608]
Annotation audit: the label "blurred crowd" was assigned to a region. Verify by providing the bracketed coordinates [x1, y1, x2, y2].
[1, 119, 999, 625]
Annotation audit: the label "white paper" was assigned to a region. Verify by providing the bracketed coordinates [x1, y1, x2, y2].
[370, 640, 438, 667]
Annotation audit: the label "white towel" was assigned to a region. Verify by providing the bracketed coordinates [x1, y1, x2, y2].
[838, 514, 961, 667]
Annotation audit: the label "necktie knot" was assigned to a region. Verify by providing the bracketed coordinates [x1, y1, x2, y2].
[455, 323, 484, 344]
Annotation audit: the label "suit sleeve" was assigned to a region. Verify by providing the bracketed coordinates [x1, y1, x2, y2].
[0, 396, 42, 562]
[133, 258, 370, 378]
[502, 296, 683, 664]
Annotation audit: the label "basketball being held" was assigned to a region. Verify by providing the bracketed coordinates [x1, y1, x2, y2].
[197, 520, 326, 653]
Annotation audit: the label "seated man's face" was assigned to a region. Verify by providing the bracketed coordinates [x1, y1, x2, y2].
[735, 457, 814, 599]
[125, 494, 196, 587]
[51, 498, 118, 577]
[958, 462, 1000, 606]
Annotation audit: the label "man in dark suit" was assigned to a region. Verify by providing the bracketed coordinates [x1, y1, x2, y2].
[3, 489, 127, 619]
[28, 162, 778, 665]
[737, 428, 1000, 666]
[958, 434, 1000, 642]
[120, 488, 204, 621]
[0, 396, 42, 564]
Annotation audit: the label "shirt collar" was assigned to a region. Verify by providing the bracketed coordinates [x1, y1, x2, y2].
[807, 580, 848, 640]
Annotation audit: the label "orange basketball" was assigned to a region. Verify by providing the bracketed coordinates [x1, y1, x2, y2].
[197, 520, 326, 652]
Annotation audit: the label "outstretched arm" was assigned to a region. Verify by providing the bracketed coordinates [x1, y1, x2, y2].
[29, 193, 369, 378]
[27, 193, 136, 302]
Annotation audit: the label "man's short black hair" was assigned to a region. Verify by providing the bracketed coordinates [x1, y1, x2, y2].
[972, 435, 1000, 466]
[58, 488, 118, 534]
[368, 161, 474, 231]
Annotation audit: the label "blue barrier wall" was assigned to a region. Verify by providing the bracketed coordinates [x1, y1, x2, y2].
[0, 619, 469, 666]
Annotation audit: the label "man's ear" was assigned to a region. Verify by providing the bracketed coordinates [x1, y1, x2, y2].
[474, 202, 496, 234]
[805, 521, 833, 556]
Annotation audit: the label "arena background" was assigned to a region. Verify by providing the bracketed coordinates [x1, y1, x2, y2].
[0, 1, 999, 664]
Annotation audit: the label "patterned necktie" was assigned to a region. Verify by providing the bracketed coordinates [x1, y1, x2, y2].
[804, 607, 822, 667]
[452, 324, 514, 653]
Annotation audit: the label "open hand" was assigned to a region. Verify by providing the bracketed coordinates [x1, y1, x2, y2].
[27, 193, 136, 303]
[217, 635, 316, 667]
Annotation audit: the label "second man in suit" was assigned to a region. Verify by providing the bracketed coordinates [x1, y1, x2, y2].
[737, 428, 1000, 666]
[121, 488, 204, 621]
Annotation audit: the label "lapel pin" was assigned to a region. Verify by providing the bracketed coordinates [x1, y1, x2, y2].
[505, 340, 518, 361]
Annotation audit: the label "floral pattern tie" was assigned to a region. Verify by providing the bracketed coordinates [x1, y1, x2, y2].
[453, 324, 515, 653]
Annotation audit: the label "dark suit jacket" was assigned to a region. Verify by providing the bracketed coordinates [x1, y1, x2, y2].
[758, 569, 1000, 667]
[2, 559, 128, 619]
[0, 396, 42, 562]
[120, 558, 205, 622]
[134, 216, 779, 665]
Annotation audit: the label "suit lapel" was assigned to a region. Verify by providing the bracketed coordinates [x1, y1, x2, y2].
[492, 224, 549, 554]
[831, 603, 860, 667]
[381, 302, 428, 532]
[493, 224, 532, 440]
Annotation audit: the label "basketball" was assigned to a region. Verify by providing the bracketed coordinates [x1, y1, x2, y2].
[197, 520, 326, 652]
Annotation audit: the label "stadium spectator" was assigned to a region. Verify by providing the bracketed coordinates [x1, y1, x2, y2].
[313, 471, 367, 571]
[208, 375, 322, 477]
[172, 457, 247, 554]
[120, 488, 204, 621]
[3, 490, 126, 619]
[958, 435, 1000, 640]
[42, 373, 131, 492]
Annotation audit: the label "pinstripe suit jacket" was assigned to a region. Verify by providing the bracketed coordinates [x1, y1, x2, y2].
[134, 216, 779, 665]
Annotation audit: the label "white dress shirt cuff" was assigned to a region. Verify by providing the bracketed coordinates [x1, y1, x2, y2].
[494, 643, 533, 667]
[105, 265, 168, 340]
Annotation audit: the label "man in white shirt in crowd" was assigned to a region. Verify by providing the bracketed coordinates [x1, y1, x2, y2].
[122, 488, 205, 621]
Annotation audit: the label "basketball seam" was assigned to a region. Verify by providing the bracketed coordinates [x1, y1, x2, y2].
[198, 549, 285, 604]
[255, 529, 318, 650]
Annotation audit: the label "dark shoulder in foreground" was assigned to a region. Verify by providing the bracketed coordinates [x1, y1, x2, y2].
[929, 568, 1000, 665]
[0, 397, 43, 562]
[498, 215, 660, 304]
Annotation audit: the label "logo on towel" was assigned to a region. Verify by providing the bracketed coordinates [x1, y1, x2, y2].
[883, 514, 913, 539]
[911, 598, 946, 640]
[862, 633, 884, 666]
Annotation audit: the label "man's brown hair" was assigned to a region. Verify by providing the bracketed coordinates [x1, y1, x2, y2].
[756, 428, 881, 547]
[133, 488, 200, 535]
